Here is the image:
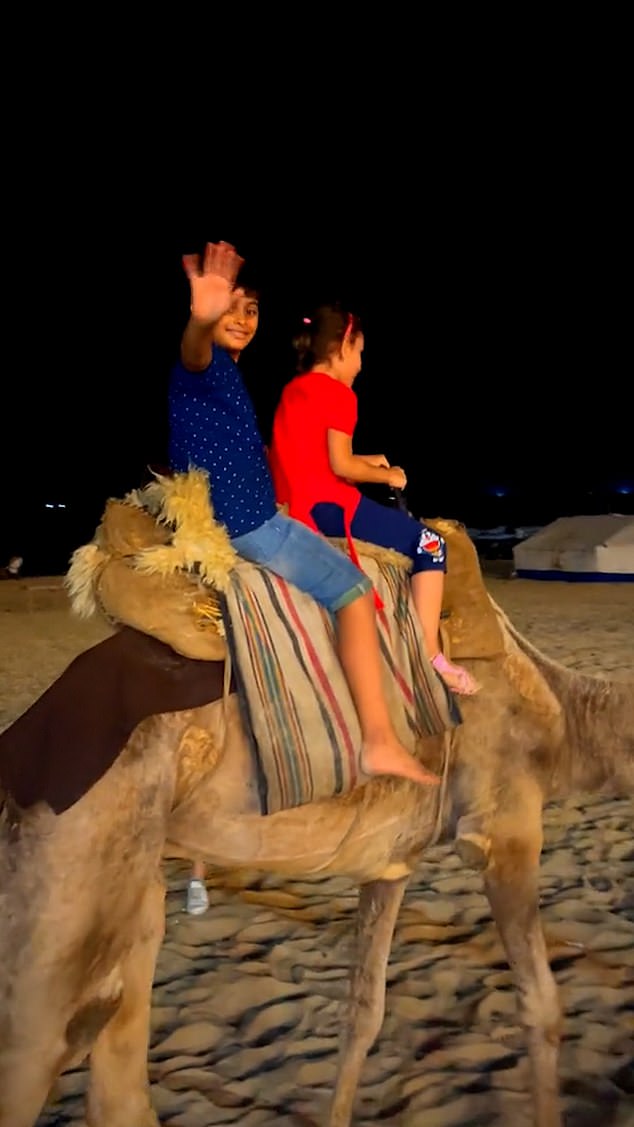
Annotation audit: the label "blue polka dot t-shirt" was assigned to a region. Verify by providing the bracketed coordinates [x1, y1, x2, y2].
[168, 346, 277, 537]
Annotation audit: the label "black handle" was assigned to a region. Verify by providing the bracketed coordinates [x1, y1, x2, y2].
[387, 487, 411, 515]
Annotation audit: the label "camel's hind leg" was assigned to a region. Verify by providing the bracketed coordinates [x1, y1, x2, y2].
[483, 778, 562, 1127]
[84, 877, 165, 1127]
[328, 876, 408, 1127]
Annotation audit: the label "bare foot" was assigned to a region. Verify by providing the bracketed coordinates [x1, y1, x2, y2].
[361, 740, 440, 786]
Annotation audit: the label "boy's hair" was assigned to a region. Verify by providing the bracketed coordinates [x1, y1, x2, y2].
[235, 263, 261, 302]
[292, 302, 362, 373]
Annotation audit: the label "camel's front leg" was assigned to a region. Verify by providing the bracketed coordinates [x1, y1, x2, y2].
[85, 878, 165, 1127]
[484, 796, 562, 1127]
[329, 876, 408, 1127]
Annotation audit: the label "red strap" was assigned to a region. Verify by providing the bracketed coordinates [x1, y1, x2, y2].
[344, 516, 384, 611]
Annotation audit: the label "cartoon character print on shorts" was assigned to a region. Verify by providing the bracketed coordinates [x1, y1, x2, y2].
[416, 527, 446, 565]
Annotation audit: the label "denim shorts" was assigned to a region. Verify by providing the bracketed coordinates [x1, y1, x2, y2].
[231, 512, 372, 613]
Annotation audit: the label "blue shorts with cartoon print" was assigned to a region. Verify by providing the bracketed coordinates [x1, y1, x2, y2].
[312, 496, 447, 574]
[231, 512, 372, 613]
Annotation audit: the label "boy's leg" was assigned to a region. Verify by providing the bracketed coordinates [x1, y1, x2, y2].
[337, 590, 439, 786]
[232, 515, 439, 787]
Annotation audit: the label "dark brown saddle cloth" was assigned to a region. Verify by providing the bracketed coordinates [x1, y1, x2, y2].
[0, 627, 225, 816]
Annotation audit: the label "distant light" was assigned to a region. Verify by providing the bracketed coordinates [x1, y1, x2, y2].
[45, 503, 54, 509]
[302, 316, 311, 324]
[57, 503, 66, 508]
[616, 485, 631, 495]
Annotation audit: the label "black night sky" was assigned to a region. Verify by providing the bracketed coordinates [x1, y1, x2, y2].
[2, 132, 631, 575]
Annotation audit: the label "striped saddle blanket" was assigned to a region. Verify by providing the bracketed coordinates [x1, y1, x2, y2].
[222, 553, 461, 815]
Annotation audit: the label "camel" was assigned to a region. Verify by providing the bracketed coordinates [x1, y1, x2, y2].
[0, 507, 632, 1127]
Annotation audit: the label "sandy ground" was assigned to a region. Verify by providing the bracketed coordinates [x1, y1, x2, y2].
[1, 574, 633, 1126]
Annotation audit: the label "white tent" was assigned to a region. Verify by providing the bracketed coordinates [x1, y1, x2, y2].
[513, 515, 634, 582]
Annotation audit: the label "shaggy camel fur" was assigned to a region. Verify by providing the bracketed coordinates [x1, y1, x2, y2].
[0, 535, 632, 1127]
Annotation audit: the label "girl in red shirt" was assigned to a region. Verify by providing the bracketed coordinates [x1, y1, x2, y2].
[269, 304, 479, 696]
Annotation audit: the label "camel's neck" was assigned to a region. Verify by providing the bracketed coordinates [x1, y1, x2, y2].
[511, 623, 634, 798]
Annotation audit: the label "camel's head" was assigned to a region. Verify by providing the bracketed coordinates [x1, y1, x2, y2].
[64, 477, 230, 661]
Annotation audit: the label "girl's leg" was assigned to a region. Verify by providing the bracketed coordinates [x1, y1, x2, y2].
[411, 569, 444, 661]
[336, 590, 439, 786]
[411, 570, 479, 694]
[318, 499, 479, 697]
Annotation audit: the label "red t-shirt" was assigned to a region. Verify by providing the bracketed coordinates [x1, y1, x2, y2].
[269, 371, 362, 532]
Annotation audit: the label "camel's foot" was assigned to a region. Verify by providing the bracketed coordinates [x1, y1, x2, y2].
[455, 814, 491, 870]
[86, 1101, 159, 1127]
